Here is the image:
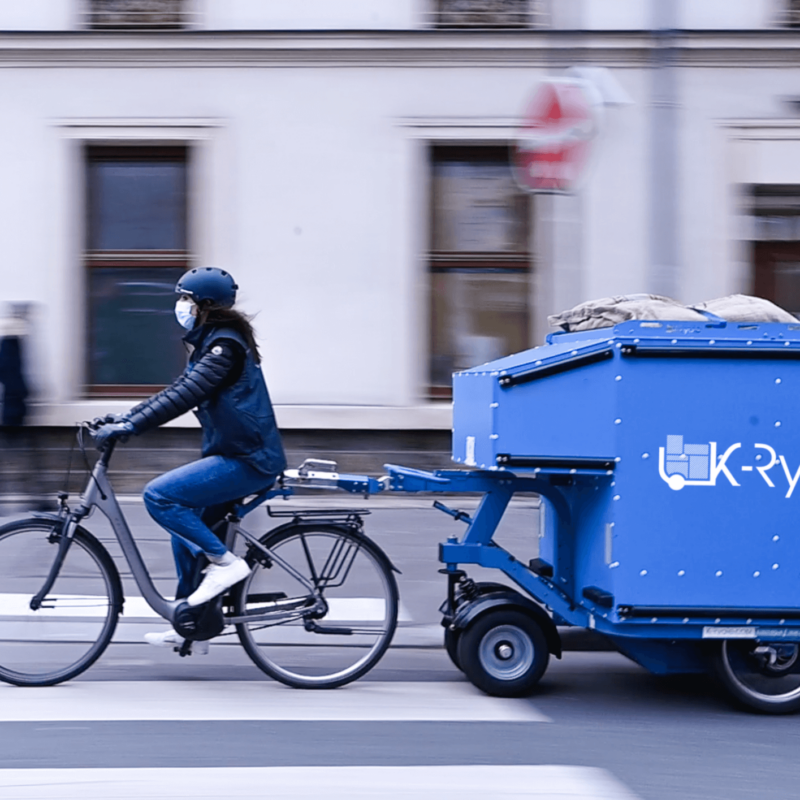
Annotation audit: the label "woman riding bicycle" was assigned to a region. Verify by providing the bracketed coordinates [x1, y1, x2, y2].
[93, 267, 286, 652]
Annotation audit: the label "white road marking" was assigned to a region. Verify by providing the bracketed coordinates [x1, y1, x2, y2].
[0, 765, 641, 799]
[0, 593, 412, 621]
[0, 680, 549, 723]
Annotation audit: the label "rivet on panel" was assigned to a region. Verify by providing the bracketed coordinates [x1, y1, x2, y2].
[615, 375, 622, 381]
[753, 571, 761, 577]
[776, 378, 782, 384]
[640, 569, 647, 576]
[773, 535, 780, 542]
[613, 495, 621, 501]
[651, 617, 658, 623]
[775, 421, 782, 427]
[614, 418, 622, 425]
[678, 570, 685, 576]
[642, 453, 649, 459]
[609, 561, 619, 569]
[715, 570, 723, 577]
[683, 618, 689, 624]
[773, 563, 780, 570]
[709, 340, 716, 345]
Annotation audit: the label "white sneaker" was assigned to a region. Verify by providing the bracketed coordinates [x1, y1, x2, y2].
[186, 557, 251, 608]
[144, 629, 210, 655]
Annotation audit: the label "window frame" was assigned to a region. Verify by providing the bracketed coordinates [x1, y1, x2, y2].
[428, 143, 532, 398]
[84, 144, 191, 397]
[432, 0, 545, 29]
[85, 0, 191, 31]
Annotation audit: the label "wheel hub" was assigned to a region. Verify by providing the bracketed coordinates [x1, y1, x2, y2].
[496, 642, 514, 660]
[479, 624, 535, 681]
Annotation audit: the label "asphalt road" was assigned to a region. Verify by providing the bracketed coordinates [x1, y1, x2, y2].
[0, 499, 798, 799]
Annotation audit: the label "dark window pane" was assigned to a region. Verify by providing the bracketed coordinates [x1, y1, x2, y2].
[88, 160, 186, 250]
[430, 271, 530, 387]
[432, 153, 529, 253]
[89, 268, 186, 385]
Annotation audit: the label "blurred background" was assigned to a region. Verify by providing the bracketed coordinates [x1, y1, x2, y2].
[2, 0, 800, 498]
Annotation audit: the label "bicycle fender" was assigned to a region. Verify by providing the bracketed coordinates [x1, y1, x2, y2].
[450, 589, 562, 658]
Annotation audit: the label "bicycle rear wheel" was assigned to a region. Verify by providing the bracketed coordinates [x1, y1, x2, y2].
[0, 517, 122, 686]
[235, 523, 398, 689]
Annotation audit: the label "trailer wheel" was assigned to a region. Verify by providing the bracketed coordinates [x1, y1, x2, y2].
[444, 628, 462, 671]
[715, 640, 800, 714]
[443, 583, 512, 672]
[457, 609, 549, 697]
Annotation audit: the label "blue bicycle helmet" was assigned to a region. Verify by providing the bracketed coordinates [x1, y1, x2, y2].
[176, 267, 238, 308]
[175, 267, 239, 308]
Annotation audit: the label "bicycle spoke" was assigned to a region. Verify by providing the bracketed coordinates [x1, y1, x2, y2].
[0, 519, 120, 686]
[236, 525, 397, 688]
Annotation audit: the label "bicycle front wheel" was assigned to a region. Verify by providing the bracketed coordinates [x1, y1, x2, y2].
[235, 523, 398, 689]
[0, 518, 122, 686]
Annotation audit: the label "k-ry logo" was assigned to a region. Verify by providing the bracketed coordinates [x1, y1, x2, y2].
[659, 434, 800, 498]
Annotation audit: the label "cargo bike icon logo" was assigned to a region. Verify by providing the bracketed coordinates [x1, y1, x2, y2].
[659, 434, 800, 498]
[659, 435, 737, 491]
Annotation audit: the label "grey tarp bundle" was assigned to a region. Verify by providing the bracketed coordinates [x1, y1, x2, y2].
[547, 293, 796, 332]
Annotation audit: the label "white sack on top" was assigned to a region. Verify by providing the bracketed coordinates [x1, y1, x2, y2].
[548, 293, 796, 332]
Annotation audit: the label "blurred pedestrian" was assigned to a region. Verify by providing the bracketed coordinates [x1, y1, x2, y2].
[0, 304, 43, 510]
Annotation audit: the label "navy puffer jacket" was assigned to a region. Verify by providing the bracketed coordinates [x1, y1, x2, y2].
[126, 324, 286, 479]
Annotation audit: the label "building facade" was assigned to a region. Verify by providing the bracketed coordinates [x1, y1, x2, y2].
[2, 0, 800, 488]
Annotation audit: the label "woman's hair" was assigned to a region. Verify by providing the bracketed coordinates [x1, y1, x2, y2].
[196, 303, 261, 364]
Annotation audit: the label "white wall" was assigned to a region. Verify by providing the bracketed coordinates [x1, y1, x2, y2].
[679, 0, 777, 30]
[582, 0, 650, 30]
[0, 0, 75, 30]
[201, 0, 423, 31]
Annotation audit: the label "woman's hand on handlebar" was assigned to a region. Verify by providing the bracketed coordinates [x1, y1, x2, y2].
[85, 418, 135, 450]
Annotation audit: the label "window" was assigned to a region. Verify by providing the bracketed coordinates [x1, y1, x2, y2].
[86, 0, 189, 30]
[783, 0, 800, 26]
[429, 146, 531, 397]
[750, 186, 800, 318]
[86, 146, 190, 394]
[433, 0, 543, 28]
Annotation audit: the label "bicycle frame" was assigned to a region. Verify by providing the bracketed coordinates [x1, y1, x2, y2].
[46, 440, 337, 627]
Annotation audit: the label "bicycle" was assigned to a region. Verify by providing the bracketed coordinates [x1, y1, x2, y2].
[0, 423, 398, 688]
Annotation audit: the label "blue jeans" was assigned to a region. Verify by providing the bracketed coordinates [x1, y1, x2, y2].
[143, 456, 275, 599]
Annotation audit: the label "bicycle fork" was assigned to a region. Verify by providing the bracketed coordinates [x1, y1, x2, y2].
[29, 513, 79, 611]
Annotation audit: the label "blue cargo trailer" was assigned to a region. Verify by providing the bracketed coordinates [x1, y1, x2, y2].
[387, 319, 800, 712]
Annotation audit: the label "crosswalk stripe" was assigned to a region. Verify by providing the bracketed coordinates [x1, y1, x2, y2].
[0, 680, 550, 723]
[0, 765, 641, 799]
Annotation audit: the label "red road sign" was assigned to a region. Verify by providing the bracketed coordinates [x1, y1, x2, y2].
[513, 78, 599, 193]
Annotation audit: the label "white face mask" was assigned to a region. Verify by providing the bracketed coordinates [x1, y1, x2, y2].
[175, 299, 197, 330]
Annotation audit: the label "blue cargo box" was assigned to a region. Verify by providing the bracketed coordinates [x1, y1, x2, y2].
[452, 320, 800, 614]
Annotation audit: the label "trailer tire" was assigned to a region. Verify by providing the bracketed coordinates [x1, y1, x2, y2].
[714, 640, 800, 714]
[444, 627, 462, 671]
[458, 609, 549, 697]
[443, 582, 514, 672]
